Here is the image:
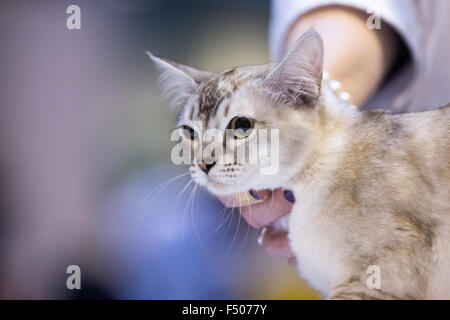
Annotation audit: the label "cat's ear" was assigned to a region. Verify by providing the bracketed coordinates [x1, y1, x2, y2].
[264, 30, 323, 107]
[146, 51, 212, 109]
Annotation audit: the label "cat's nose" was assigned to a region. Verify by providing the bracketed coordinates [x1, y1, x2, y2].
[199, 161, 215, 174]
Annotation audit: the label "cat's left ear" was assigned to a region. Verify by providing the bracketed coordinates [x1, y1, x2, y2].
[146, 52, 212, 109]
[264, 30, 323, 107]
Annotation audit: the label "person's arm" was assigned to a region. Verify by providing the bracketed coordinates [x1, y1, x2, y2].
[285, 5, 399, 108]
[221, 5, 400, 265]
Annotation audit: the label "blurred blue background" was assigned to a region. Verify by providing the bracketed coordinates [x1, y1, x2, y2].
[0, 0, 318, 299]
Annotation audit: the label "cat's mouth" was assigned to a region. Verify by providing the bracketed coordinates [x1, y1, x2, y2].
[191, 163, 252, 195]
[203, 172, 252, 196]
[208, 173, 242, 184]
[206, 177, 240, 190]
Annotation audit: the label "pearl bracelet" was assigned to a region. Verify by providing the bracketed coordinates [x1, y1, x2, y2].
[323, 71, 357, 109]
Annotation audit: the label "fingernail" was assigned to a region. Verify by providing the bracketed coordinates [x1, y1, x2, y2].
[249, 189, 262, 200]
[283, 190, 295, 203]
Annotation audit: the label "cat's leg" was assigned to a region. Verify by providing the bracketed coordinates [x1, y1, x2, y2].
[329, 276, 404, 300]
[328, 255, 430, 300]
[326, 208, 435, 300]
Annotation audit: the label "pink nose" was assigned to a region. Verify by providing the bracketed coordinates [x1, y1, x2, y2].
[199, 161, 215, 174]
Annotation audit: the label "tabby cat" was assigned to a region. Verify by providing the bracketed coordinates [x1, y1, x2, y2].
[148, 31, 450, 299]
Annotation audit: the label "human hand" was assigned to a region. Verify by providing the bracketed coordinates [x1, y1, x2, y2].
[219, 188, 297, 266]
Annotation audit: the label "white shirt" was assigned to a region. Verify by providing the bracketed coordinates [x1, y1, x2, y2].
[270, 0, 450, 112]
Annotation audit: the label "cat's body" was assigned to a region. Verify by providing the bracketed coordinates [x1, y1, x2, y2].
[149, 31, 450, 299]
[285, 90, 450, 299]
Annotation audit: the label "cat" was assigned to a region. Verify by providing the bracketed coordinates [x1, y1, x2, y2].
[148, 30, 450, 299]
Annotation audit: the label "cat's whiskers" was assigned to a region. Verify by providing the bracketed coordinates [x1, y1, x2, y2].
[205, 203, 234, 239]
[260, 187, 276, 224]
[168, 178, 195, 228]
[189, 184, 215, 263]
[172, 178, 195, 211]
[182, 181, 197, 252]
[232, 193, 252, 267]
[217, 190, 237, 257]
[222, 185, 242, 264]
[138, 171, 190, 218]
[220, 204, 235, 245]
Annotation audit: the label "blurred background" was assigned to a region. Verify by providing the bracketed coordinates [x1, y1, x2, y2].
[0, 0, 319, 299]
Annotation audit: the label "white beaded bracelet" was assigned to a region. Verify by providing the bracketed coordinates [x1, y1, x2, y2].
[323, 71, 357, 109]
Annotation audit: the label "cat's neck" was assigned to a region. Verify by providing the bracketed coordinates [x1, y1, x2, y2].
[319, 78, 359, 121]
[287, 82, 360, 187]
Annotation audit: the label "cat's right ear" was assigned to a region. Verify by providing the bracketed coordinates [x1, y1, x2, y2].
[146, 52, 212, 109]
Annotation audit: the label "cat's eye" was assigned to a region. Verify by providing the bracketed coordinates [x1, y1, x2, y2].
[180, 125, 198, 140]
[228, 117, 255, 139]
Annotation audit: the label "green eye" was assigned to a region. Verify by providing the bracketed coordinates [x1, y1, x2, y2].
[181, 125, 198, 140]
[228, 117, 254, 139]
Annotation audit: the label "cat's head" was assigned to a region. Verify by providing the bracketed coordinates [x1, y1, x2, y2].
[148, 31, 324, 196]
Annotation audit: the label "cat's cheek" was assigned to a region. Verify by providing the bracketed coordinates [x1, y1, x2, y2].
[189, 167, 207, 187]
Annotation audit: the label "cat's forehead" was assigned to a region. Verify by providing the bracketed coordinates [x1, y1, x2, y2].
[187, 65, 269, 128]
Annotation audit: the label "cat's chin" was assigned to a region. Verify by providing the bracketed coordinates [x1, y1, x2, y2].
[192, 170, 287, 197]
[200, 178, 284, 198]
[203, 180, 247, 197]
